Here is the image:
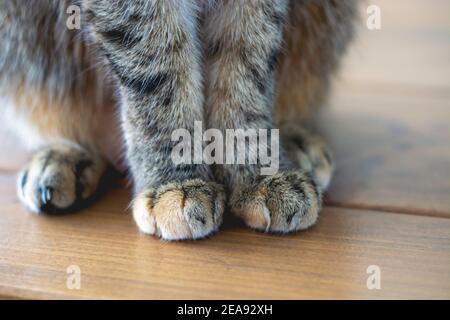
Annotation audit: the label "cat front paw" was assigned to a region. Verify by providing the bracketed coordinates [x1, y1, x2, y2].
[230, 171, 322, 233]
[17, 143, 106, 214]
[132, 179, 225, 240]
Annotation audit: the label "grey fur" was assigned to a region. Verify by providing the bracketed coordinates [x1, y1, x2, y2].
[0, 0, 357, 239]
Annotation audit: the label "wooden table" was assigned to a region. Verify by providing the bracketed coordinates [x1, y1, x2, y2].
[0, 0, 449, 299]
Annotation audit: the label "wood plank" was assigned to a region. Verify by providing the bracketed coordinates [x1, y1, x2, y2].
[4, 85, 448, 217]
[317, 0, 450, 215]
[0, 174, 448, 299]
[320, 85, 450, 216]
[0, 0, 448, 301]
[341, 0, 450, 89]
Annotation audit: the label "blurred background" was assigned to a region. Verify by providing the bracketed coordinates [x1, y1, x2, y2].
[0, 0, 449, 299]
[1, 0, 449, 213]
[320, 0, 450, 214]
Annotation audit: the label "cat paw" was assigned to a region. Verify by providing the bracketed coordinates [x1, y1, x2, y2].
[132, 179, 225, 240]
[17, 143, 106, 214]
[282, 125, 333, 191]
[230, 171, 322, 233]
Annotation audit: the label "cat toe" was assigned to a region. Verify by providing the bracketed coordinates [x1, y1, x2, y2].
[17, 144, 105, 214]
[230, 171, 322, 233]
[133, 179, 225, 240]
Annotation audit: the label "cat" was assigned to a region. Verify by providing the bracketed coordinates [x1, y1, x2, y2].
[0, 0, 357, 240]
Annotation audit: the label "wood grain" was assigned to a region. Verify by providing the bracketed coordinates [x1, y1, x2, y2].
[0, 174, 449, 299]
[318, 0, 450, 216]
[0, 0, 449, 299]
[320, 85, 450, 216]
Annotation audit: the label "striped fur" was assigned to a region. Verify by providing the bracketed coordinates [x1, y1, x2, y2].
[0, 0, 357, 240]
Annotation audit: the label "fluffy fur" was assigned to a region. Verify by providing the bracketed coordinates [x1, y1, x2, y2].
[0, 0, 357, 240]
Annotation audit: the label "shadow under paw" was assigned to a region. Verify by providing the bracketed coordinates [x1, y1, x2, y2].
[18, 144, 108, 214]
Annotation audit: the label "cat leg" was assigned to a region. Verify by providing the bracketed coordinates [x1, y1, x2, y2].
[281, 124, 334, 192]
[85, 0, 225, 240]
[0, 1, 114, 214]
[275, 0, 357, 124]
[204, 1, 324, 233]
[9, 87, 112, 215]
[7, 88, 111, 214]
